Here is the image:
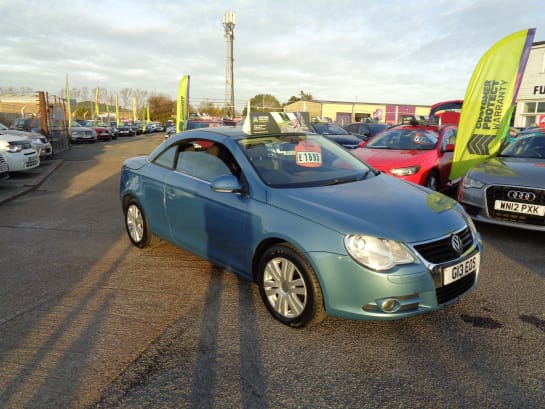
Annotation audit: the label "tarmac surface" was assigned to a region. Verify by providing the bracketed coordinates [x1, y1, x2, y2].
[1, 138, 544, 408]
[0, 158, 63, 205]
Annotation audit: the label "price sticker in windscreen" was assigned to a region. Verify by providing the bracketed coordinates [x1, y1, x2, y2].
[295, 141, 322, 167]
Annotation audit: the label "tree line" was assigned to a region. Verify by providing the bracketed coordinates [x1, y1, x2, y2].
[1, 86, 314, 125]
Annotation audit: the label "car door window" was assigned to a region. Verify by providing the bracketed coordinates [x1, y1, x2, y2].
[176, 142, 237, 182]
[154, 146, 177, 169]
[441, 129, 457, 150]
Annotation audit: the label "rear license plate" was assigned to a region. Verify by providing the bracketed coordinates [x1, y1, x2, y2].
[494, 200, 545, 216]
[443, 253, 480, 285]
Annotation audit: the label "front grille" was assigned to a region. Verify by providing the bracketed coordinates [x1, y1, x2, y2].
[25, 158, 38, 168]
[485, 185, 545, 227]
[0, 154, 8, 172]
[413, 227, 473, 264]
[436, 272, 476, 304]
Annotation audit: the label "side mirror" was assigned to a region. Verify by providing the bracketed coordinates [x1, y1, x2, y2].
[444, 143, 455, 152]
[211, 174, 242, 193]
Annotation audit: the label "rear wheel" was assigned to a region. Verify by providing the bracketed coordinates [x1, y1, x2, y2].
[258, 243, 326, 328]
[124, 199, 159, 248]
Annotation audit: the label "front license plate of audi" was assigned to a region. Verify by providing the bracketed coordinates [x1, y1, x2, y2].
[443, 253, 480, 286]
[494, 200, 545, 216]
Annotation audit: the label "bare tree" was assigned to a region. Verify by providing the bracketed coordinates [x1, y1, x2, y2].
[119, 88, 132, 109]
[132, 89, 149, 113]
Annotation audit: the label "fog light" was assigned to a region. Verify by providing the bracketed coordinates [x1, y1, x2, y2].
[379, 298, 401, 313]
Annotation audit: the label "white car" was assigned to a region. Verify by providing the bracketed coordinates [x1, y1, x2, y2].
[1, 122, 53, 159]
[0, 134, 40, 172]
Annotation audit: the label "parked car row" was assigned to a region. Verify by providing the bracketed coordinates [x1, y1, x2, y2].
[165, 118, 232, 138]
[79, 120, 116, 141]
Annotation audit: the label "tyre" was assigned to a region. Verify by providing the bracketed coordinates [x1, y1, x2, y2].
[258, 243, 326, 328]
[124, 199, 159, 248]
[425, 170, 439, 191]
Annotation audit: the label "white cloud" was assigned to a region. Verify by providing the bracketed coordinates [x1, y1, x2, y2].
[1, 0, 544, 111]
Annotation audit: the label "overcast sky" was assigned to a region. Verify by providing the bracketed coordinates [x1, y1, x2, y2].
[1, 0, 545, 111]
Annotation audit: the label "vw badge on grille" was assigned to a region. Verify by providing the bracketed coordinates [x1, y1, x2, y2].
[451, 234, 463, 255]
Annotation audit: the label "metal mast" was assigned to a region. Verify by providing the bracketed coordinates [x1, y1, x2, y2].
[223, 11, 236, 118]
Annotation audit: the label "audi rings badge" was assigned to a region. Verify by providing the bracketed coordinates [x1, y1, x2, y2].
[507, 190, 536, 201]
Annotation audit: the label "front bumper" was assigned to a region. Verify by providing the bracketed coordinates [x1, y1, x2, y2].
[459, 185, 545, 232]
[4, 152, 40, 172]
[310, 238, 482, 321]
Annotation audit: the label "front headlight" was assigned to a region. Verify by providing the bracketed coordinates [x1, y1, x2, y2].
[390, 165, 420, 176]
[344, 235, 415, 271]
[461, 174, 485, 189]
[7, 145, 23, 153]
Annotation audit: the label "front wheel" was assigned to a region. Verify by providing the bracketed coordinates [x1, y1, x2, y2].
[258, 243, 326, 328]
[425, 170, 439, 191]
[124, 199, 159, 248]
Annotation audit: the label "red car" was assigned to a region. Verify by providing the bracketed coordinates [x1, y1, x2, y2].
[80, 120, 114, 141]
[352, 121, 457, 191]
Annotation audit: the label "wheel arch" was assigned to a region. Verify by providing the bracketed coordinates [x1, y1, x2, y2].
[251, 237, 287, 282]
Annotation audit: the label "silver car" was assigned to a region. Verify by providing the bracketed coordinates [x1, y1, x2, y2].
[458, 129, 545, 231]
[70, 123, 97, 143]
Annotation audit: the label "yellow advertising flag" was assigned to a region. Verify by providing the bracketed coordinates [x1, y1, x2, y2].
[449, 28, 535, 181]
[132, 97, 137, 123]
[176, 75, 190, 133]
[95, 87, 99, 123]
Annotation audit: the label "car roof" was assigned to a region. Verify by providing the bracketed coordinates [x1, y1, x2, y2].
[388, 123, 442, 131]
[168, 126, 314, 143]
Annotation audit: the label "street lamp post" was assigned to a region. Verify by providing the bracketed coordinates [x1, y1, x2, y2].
[223, 11, 236, 119]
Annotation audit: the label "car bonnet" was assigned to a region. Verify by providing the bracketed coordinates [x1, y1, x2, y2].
[266, 173, 465, 243]
[470, 156, 545, 186]
[353, 148, 435, 170]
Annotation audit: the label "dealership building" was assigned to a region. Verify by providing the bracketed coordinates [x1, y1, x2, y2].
[285, 41, 545, 129]
[513, 40, 545, 128]
[283, 99, 431, 126]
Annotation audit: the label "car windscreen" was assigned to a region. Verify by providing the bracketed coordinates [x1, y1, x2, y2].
[312, 124, 349, 135]
[365, 129, 438, 150]
[238, 133, 374, 188]
[500, 133, 545, 158]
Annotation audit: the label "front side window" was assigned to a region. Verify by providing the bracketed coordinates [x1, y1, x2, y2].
[442, 129, 457, 149]
[175, 141, 237, 182]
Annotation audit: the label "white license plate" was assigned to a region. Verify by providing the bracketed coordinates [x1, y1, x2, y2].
[494, 200, 545, 216]
[443, 253, 480, 286]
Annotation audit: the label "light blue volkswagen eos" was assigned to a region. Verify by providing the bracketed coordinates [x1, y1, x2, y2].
[120, 113, 482, 328]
